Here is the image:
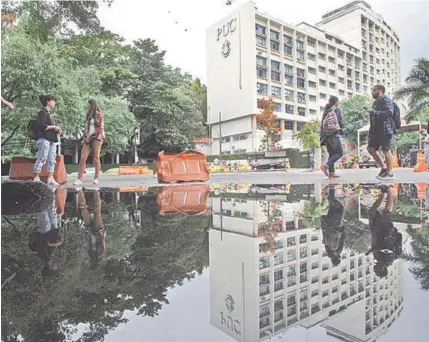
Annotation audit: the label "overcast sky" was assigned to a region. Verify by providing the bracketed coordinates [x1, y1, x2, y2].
[98, 0, 429, 84]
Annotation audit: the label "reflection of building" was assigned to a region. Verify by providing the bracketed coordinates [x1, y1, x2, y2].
[210, 197, 403, 342]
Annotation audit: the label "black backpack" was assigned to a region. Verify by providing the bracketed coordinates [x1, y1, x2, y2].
[392, 102, 401, 130]
[27, 118, 39, 140]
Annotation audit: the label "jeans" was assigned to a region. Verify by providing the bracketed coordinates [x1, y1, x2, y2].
[425, 146, 429, 165]
[325, 135, 344, 174]
[37, 207, 58, 234]
[33, 138, 57, 173]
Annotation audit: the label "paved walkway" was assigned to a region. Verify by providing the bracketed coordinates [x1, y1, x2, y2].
[63, 168, 429, 188]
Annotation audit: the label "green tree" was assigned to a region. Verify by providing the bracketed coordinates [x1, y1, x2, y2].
[300, 200, 328, 230]
[340, 95, 374, 145]
[392, 132, 420, 160]
[395, 58, 429, 122]
[404, 225, 429, 290]
[295, 120, 321, 151]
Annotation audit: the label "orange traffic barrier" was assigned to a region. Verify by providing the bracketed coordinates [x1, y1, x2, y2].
[157, 185, 210, 215]
[416, 183, 428, 200]
[119, 165, 153, 175]
[54, 188, 67, 215]
[414, 150, 428, 172]
[156, 150, 210, 183]
[392, 153, 400, 168]
[9, 155, 68, 184]
[391, 183, 400, 198]
[119, 186, 149, 192]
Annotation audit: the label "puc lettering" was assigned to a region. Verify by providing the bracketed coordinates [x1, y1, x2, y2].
[217, 18, 237, 41]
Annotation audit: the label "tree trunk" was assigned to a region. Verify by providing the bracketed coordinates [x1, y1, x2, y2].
[73, 141, 79, 164]
[314, 147, 322, 170]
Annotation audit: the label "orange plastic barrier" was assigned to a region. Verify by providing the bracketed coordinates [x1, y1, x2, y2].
[119, 165, 153, 175]
[156, 150, 210, 183]
[9, 155, 68, 184]
[391, 183, 400, 198]
[416, 183, 428, 200]
[54, 188, 67, 215]
[414, 150, 428, 172]
[119, 186, 149, 192]
[392, 153, 400, 169]
[157, 185, 210, 215]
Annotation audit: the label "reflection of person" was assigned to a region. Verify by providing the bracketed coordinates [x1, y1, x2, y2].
[74, 99, 105, 186]
[321, 185, 345, 266]
[77, 190, 105, 267]
[1, 96, 14, 109]
[420, 129, 429, 168]
[366, 186, 402, 278]
[29, 191, 63, 276]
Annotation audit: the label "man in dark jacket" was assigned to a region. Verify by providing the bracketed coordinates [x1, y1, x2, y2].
[367, 85, 396, 180]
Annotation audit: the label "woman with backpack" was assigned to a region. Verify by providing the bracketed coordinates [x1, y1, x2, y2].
[74, 99, 105, 185]
[320, 96, 344, 179]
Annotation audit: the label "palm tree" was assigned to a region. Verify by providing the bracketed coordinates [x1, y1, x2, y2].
[300, 200, 328, 230]
[395, 58, 429, 122]
[404, 225, 429, 290]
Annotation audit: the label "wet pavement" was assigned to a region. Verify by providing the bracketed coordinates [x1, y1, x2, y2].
[1, 182, 429, 342]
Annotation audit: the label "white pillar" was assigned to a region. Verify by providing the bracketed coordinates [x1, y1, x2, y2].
[314, 147, 322, 170]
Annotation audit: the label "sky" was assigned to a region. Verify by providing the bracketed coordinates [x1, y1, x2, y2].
[98, 0, 429, 84]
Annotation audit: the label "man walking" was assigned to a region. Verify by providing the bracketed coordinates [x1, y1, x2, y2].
[367, 85, 396, 180]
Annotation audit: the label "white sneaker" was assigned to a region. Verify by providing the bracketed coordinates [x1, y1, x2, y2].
[74, 179, 83, 185]
[47, 177, 60, 186]
[33, 176, 41, 182]
[93, 179, 99, 185]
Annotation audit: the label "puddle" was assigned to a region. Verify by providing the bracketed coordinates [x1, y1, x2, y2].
[1, 182, 428, 341]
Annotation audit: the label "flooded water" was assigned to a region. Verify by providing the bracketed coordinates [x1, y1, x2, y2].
[1, 182, 428, 342]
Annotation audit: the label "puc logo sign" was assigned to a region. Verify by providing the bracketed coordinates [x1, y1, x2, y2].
[217, 18, 237, 58]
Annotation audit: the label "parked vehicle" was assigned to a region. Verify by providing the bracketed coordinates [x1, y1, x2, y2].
[359, 154, 378, 168]
[252, 159, 285, 170]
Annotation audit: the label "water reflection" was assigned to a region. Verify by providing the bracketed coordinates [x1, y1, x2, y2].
[0, 182, 428, 341]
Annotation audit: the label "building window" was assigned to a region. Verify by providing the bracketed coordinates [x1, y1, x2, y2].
[260, 273, 270, 285]
[356, 83, 360, 91]
[320, 106, 325, 111]
[284, 64, 293, 74]
[298, 107, 306, 116]
[285, 121, 293, 130]
[329, 69, 336, 76]
[296, 39, 304, 49]
[297, 78, 305, 88]
[271, 40, 280, 52]
[257, 67, 268, 79]
[297, 68, 305, 77]
[285, 89, 294, 101]
[355, 71, 360, 78]
[309, 95, 316, 102]
[319, 79, 327, 86]
[270, 29, 280, 40]
[338, 50, 345, 58]
[285, 104, 294, 114]
[328, 56, 335, 63]
[320, 93, 327, 99]
[309, 109, 316, 115]
[284, 35, 293, 45]
[271, 71, 281, 82]
[318, 52, 326, 60]
[287, 275, 296, 286]
[307, 38, 316, 47]
[300, 234, 307, 243]
[274, 253, 284, 266]
[297, 50, 305, 61]
[338, 77, 345, 83]
[308, 67, 316, 74]
[274, 300, 284, 311]
[309, 81, 316, 88]
[255, 24, 266, 35]
[284, 45, 293, 55]
[338, 64, 344, 71]
[300, 262, 308, 273]
[257, 83, 268, 95]
[311, 249, 318, 256]
[319, 66, 326, 73]
[308, 53, 316, 61]
[260, 256, 270, 269]
[285, 75, 293, 86]
[271, 60, 280, 70]
[274, 102, 281, 112]
[298, 92, 306, 103]
[271, 86, 281, 97]
[287, 237, 296, 246]
[256, 56, 267, 67]
[339, 89, 345, 95]
[256, 36, 266, 47]
[329, 82, 336, 89]
[347, 80, 353, 89]
[287, 250, 296, 262]
[257, 99, 264, 109]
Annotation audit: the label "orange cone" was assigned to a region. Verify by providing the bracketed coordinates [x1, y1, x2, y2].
[414, 150, 428, 172]
[392, 153, 400, 168]
[416, 183, 428, 200]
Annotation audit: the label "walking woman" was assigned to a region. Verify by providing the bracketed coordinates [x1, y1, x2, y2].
[320, 96, 344, 179]
[74, 99, 105, 185]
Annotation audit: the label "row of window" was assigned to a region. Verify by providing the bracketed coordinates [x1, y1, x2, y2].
[220, 134, 248, 143]
[255, 23, 362, 60]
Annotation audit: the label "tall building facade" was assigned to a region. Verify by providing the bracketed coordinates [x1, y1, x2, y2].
[206, 1, 401, 155]
[209, 194, 404, 342]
